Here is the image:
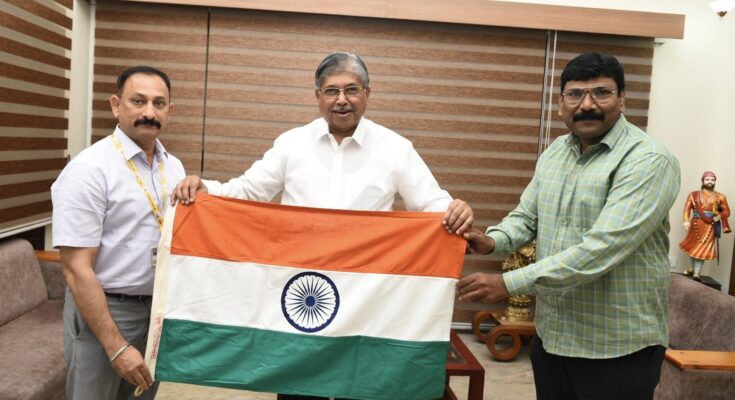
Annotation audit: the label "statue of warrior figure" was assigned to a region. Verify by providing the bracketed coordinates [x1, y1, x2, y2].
[679, 171, 731, 281]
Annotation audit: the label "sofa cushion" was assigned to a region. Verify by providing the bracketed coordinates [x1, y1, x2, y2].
[0, 239, 48, 326]
[39, 260, 66, 300]
[668, 273, 735, 350]
[0, 300, 66, 400]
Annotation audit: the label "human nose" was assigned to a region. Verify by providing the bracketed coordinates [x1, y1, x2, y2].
[141, 101, 156, 118]
[335, 90, 349, 104]
[578, 90, 597, 109]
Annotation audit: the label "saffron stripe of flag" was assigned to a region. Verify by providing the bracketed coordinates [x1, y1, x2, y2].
[144, 193, 466, 400]
[170, 194, 464, 278]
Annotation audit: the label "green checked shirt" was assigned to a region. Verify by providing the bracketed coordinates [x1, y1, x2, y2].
[489, 115, 681, 358]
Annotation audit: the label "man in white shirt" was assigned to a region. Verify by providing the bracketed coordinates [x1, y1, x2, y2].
[51, 66, 186, 400]
[173, 52, 472, 400]
[174, 51, 473, 234]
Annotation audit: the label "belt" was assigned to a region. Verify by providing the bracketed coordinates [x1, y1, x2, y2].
[104, 292, 153, 302]
[692, 211, 713, 219]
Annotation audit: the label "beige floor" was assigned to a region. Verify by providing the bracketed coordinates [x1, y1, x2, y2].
[156, 332, 536, 400]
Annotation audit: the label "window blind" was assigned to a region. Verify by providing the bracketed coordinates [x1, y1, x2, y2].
[0, 0, 73, 235]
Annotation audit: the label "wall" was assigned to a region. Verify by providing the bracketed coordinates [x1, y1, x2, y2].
[68, 0, 93, 157]
[505, 0, 735, 292]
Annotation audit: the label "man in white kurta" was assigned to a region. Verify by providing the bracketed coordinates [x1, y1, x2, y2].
[174, 52, 473, 233]
[171, 52, 473, 400]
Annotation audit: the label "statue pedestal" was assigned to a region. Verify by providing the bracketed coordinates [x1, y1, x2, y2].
[472, 310, 536, 361]
[674, 272, 722, 291]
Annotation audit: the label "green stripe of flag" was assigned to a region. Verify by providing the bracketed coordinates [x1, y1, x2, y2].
[155, 319, 448, 399]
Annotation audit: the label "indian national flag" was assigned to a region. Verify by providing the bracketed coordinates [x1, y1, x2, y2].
[144, 193, 465, 399]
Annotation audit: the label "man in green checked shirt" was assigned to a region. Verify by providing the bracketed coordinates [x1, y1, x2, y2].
[457, 52, 680, 400]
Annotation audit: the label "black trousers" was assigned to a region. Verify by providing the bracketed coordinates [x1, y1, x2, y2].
[531, 336, 665, 400]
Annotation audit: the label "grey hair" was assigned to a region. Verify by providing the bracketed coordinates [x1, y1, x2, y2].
[314, 52, 370, 89]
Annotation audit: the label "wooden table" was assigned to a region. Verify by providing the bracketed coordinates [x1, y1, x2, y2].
[443, 330, 485, 400]
[472, 310, 536, 361]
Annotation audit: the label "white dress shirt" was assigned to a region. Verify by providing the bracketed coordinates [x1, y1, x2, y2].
[204, 118, 452, 212]
[51, 126, 186, 295]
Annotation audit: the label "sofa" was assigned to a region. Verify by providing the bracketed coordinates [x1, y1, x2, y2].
[0, 239, 66, 400]
[654, 273, 735, 399]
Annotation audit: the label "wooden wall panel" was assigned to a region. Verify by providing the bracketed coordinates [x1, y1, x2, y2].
[118, 0, 686, 39]
[0, 0, 72, 234]
[91, 0, 208, 175]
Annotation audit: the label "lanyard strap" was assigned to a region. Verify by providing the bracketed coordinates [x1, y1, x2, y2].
[111, 134, 167, 231]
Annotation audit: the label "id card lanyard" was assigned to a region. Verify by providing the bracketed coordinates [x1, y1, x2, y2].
[111, 133, 167, 231]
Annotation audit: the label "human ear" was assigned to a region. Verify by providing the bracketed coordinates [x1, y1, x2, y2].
[618, 91, 626, 113]
[110, 95, 121, 117]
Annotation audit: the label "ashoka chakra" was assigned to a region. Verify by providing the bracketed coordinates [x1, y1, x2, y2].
[281, 271, 340, 333]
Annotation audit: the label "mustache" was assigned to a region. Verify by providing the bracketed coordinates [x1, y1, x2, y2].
[133, 118, 161, 129]
[573, 111, 605, 122]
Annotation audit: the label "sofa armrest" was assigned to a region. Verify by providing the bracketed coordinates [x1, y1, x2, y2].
[35, 250, 66, 300]
[35, 250, 61, 263]
[665, 349, 735, 372]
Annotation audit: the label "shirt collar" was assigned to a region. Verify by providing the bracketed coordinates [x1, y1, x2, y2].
[599, 114, 627, 149]
[315, 117, 367, 147]
[113, 125, 169, 162]
[351, 118, 366, 146]
[564, 114, 628, 151]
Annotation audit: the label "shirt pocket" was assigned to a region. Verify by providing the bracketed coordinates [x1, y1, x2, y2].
[574, 169, 613, 226]
[347, 173, 395, 210]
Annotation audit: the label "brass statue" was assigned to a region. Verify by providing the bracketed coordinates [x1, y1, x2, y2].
[502, 242, 536, 322]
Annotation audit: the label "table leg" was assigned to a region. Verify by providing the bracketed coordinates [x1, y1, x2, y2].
[442, 384, 459, 400]
[487, 326, 522, 361]
[472, 310, 495, 342]
[468, 370, 485, 400]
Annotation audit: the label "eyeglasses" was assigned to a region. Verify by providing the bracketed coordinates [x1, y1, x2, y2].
[318, 85, 364, 98]
[561, 86, 617, 105]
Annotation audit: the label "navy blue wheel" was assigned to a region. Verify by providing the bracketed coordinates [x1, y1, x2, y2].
[281, 271, 340, 333]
